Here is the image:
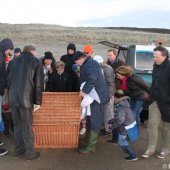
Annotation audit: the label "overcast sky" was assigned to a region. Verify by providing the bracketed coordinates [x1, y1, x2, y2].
[0, 0, 170, 28]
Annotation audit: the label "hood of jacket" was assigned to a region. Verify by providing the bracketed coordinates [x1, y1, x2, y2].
[115, 96, 130, 108]
[0, 39, 14, 53]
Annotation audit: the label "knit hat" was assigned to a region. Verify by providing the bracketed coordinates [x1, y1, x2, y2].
[14, 47, 21, 53]
[0, 38, 14, 50]
[93, 55, 104, 63]
[116, 66, 133, 77]
[83, 44, 93, 54]
[67, 43, 76, 52]
[73, 51, 85, 62]
[44, 51, 53, 60]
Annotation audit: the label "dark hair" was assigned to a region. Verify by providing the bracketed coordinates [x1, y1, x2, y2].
[107, 49, 117, 55]
[154, 46, 169, 58]
[23, 45, 36, 53]
[14, 48, 21, 53]
[67, 43, 76, 52]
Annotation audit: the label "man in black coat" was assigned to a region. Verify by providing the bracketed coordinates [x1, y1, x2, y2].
[0, 38, 14, 156]
[142, 46, 170, 159]
[73, 51, 109, 154]
[7, 45, 44, 160]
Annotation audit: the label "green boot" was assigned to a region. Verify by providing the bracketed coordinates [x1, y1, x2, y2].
[78, 131, 98, 154]
[78, 129, 90, 147]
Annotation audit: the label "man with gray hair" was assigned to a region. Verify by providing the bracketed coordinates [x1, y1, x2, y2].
[7, 45, 44, 160]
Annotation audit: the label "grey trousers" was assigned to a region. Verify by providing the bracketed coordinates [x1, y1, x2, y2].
[104, 97, 114, 132]
[146, 101, 170, 152]
[10, 107, 35, 156]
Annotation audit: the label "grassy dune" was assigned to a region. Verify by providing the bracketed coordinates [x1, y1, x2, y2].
[0, 23, 170, 45]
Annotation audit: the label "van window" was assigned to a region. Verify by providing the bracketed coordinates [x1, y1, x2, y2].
[135, 51, 153, 70]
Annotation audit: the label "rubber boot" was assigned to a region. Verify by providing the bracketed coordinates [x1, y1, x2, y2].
[78, 129, 90, 148]
[122, 145, 138, 161]
[78, 131, 98, 154]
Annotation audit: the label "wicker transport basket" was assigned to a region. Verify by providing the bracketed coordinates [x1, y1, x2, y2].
[33, 92, 81, 148]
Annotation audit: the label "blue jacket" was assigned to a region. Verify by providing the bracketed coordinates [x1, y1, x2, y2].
[80, 57, 109, 104]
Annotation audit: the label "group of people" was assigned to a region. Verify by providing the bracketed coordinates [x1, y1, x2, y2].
[0, 38, 170, 162]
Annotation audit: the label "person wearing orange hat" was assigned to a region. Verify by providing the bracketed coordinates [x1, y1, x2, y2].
[73, 51, 109, 154]
[83, 44, 94, 58]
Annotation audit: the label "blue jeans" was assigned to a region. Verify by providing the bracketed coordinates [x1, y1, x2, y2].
[118, 134, 129, 147]
[130, 100, 143, 129]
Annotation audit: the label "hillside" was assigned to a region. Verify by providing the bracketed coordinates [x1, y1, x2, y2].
[1, 23, 170, 45]
[1, 23, 170, 58]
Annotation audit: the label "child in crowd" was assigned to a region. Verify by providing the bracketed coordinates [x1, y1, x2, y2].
[108, 90, 138, 161]
[49, 61, 72, 92]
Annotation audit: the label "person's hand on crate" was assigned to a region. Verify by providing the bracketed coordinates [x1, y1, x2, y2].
[79, 91, 86, 97]
[33, 104, 41, 112]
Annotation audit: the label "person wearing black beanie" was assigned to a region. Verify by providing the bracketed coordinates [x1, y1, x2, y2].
[67, 43, 76, 52]
[42, 51, 56, 91]
[60, 43, 77, 92]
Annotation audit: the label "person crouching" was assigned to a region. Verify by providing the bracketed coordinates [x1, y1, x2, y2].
[108, 90, 138, 161]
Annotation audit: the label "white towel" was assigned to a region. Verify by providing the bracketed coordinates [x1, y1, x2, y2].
[80, 82, 100, 120]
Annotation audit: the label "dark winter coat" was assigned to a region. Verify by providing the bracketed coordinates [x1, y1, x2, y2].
[126, 73, 149, 100]
[6, 52, 44, 108]
[0, 49, 6, 96]
[0, 39, 14, 95]
[108, 96, 135, 135]
[80, 57, 109, 104]
[150, 59, 170, 122]
[60, 54, 77, 91]
[107, 58, 125, 71]
[49, 72, 72, 92]
[42, 57, 56, 92]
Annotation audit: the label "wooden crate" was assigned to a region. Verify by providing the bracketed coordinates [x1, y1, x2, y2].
[33, 92, 81, 148]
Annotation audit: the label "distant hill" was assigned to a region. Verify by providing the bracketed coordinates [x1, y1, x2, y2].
[0, 23, 170, 45]
[103, 27, 170, 34]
